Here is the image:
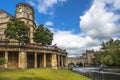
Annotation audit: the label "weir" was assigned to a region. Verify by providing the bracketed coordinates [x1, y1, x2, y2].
[72, 67, 120, 80]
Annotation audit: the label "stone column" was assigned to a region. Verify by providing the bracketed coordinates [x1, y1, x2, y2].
[52, 54, 57, 69]
[63, 56, 65, 67]
[18, 51, 27, 69]
[4, 51, 8, 68]
[61, 55, 64, 68]
[63, 56, 67, 67]
[58, 55, 60, 68]
[43, 53, 46, 67]
[34, 53, 37, 68]
[65, 56, 68, 67]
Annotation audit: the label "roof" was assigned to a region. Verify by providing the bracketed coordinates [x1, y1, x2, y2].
[0, 9, 13, 17]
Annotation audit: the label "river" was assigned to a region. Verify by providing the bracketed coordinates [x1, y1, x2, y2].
[72, 67, 120, 80]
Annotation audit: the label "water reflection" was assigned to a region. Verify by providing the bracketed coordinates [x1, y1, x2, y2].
[73, 67, 120, 80]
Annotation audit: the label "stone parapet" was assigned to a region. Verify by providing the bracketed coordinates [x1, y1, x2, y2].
[0, 41, 67, 56]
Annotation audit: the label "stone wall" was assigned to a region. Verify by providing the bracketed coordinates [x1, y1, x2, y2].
[67, 50, 95, 67]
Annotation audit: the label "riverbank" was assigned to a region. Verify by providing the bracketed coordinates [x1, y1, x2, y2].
[72, 67, 120, 80]
[104, 67, 120, 73]
[0, 68, 91, 80]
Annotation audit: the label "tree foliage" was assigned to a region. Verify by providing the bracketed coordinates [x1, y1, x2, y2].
[4, 18, 29, 43]
[0, 58, 6, 65]
[33, 24, 53, 45]
[93, 39, 120, 66]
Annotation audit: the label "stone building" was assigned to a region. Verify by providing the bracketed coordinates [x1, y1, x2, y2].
[0, 10, 12, 39]
[81, 50, 95, 66]
[67, 50, 95, 67]
[0, 3, 67, 69]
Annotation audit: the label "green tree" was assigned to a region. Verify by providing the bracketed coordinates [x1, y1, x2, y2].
[44, 28, 53, 45]
[0, 58, 6, 65]
[33, 24, 53, 45]
[92, 52, 102, 65]
[93, 39, 120, 66]
[4, 18, 29, 43]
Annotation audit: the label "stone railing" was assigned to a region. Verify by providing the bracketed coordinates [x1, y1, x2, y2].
[0, 40, 67, 54]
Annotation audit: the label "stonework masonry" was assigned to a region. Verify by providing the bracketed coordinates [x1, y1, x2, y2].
[67, 50, 95, 67]
[0, 3, 67, 69]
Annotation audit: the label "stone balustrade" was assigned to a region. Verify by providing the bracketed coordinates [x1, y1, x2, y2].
[0, 40, 67, 55]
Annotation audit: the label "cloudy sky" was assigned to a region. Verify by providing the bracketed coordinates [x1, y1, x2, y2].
[0, 0, 120, 57]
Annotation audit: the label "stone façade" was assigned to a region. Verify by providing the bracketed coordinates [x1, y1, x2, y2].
[0, 3, 67, 69]
[67, 50, 95, 67]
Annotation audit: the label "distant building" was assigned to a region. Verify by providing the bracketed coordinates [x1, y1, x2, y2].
[67, 50, 95, 67]
[0, 3, 67, 69]
[82, 50, 95, 66]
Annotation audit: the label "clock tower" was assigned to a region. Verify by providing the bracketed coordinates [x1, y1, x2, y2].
[15, 3, 36, 43]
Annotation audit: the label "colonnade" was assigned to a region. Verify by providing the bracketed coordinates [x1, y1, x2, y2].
[0, 51, 67, 69]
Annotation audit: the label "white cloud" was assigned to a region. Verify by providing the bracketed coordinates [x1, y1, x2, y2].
[45, 21, 54, 27]
[27, 0, 120, 57]
[104, 0, 120, 10]
[52, 30, 100, 57]
[28, 0, 36, 6]
[28, 0, 67, 14]
[51, 0, 120, 57]
[80, 0, 120, 40]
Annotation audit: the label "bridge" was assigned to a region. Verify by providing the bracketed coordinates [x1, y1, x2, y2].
[67, 50, 95, 69]
[67, 57, 84, 69]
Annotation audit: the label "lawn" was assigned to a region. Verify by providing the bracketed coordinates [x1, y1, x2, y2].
[0, 68, 91, 80]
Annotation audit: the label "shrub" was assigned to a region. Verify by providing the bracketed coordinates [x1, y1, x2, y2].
[0, 58, 6, 65]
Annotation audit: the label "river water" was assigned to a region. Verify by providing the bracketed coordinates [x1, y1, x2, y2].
[72, 67, 120, 80]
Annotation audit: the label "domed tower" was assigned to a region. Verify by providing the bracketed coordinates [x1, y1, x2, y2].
[15, 3, 36, 43]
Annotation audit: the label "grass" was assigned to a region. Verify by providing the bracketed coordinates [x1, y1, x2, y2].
[0, 68, 91, 80]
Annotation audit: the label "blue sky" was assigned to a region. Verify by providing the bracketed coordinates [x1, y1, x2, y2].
[0, 0, 120, 57]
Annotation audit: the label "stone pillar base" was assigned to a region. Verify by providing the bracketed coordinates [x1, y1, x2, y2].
[52, 66, 58, 69]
